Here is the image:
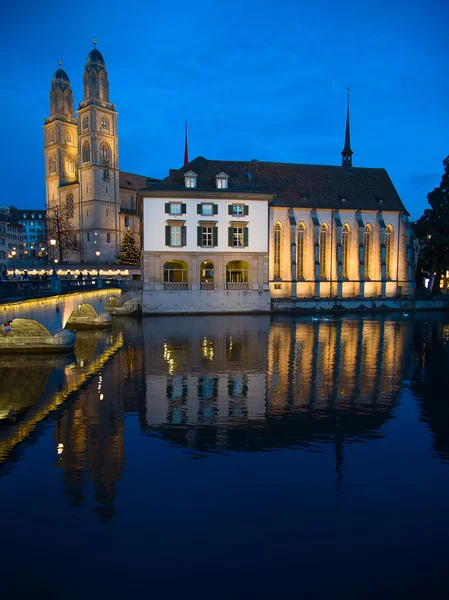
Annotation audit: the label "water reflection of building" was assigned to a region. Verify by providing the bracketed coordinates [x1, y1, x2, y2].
[142, 316, 411, 461]
[55, 332, 144, 521]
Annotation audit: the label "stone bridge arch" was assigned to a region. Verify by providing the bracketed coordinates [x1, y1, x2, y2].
[0, 288, 124, 336]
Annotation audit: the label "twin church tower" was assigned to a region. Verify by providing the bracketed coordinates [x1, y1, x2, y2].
[44, 41, 152, 263]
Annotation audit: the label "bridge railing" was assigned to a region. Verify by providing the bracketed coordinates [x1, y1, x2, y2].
[0, 278, 143, 303]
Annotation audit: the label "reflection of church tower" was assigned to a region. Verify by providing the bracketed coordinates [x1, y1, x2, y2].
[43, 64, 78, 210]
[77, 40, 120, 262]
[56, 375, 125, 522]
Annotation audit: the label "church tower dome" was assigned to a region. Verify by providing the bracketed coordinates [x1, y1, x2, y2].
[82, 39, 110, 105]
[49, 61, 74, 119]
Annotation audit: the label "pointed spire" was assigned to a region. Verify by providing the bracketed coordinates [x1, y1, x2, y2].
[184, 119, 189, 166]
[341, 86, 353, 167]
[93, 37, 98, 48]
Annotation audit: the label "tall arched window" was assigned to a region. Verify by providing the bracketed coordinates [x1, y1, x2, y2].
[364, 225, 372, 279]
[106, 232, 111, 243]
[385, 225, 394, 279]
[65, 130, 72, 144]
[65, 155, 75, 175]
[66, 193, 74, 218]
[319, 223, 328, 279]
[273, 222, 282, 278]
[82, 141, 90, 163]
[49, 153, 56, 174]
[297, 223, 305, 279]
[342, 223, 350, 278]
[100, 142, 110, 163]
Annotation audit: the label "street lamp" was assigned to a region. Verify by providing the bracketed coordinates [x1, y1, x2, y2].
[96, 250, 101, 278]
[50, 239, 56, 275]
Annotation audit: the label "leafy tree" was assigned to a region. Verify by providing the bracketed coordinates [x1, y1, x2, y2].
[116, 229, 140, 264]
[414, 156, 449, 293]
[46, 202, 81, 263]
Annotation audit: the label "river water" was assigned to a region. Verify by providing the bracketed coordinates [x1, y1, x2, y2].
[0, 314, 448, 599]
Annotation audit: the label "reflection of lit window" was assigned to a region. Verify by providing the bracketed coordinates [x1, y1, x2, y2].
[227, 374, 248, 398]
[201, 337, 214, 361]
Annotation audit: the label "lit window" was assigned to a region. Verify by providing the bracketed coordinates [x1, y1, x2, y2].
[233, 227, 244, 247]
[319, 223, 328, 279]
[364, 225, 372, 279]
[385, 225, 393, 279]
[185, 177, 196, 188]
[297, 223, 305, 278]
[216, 178, 228, 189]
[273, 223, 281, 278]
[342, 224, 350, 278]
[233, 205, 243, 216]
[170, 225, 182, 246]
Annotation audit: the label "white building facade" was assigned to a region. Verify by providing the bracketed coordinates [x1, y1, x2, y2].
[140, 165, 272, 313]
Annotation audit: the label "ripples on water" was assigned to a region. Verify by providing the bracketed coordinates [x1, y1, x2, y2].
[1, 314, 449, 598]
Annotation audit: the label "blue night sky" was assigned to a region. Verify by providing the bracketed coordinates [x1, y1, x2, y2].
[1, 0, 447, 220]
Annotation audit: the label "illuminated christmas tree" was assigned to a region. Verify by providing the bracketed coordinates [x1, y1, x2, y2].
[116, 229, 140, 264]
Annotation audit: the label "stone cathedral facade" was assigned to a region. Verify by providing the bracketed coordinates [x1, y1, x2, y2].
[44, 43, 156, 263]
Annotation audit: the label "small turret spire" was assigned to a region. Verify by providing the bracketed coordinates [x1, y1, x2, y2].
[58, 60, 63, 67]
[93, 38, 98, 48]
[341, 86, 353, 167]
[184, 119, 189, 166]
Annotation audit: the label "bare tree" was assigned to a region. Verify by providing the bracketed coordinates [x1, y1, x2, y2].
[46, 203, 81, 263]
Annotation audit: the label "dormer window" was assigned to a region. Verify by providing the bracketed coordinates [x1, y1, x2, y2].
[215, 172, 229, 189]
[184, 171, 198, 188]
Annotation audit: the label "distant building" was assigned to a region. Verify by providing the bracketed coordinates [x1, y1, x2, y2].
[15, 209, 47, 258]
[44, 42, 158, 263]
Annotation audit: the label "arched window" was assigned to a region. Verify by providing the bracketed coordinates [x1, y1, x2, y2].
[65, 155, 75, 175]
[297, 222, 306, 279]
[273, 222, 282, 278]
[106, 232, 111, 243]
[65, 130, 72, 144]
[101, 116, 109, 130]
[164, 260, 188, 285]
[100, 142, 110, 163]
[342, 223, 350, 278]
[364, 225, 372, 279]
[226, 261, 249, 288]
[66, 193, 74, 218]
[82, 141, 90, 163]
[319, 223, 328, 279]
[385, 225, 394, 279]
[49, 153, 56, 174]
[83, 117, 89, 130]
[200, 260, 214, 287]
